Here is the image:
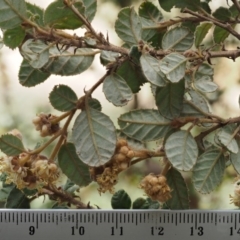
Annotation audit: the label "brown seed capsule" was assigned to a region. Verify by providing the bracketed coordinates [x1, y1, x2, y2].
[126, 150, 134, 159]
[119, 146, 129, 155]
[116, 138, 128, 148]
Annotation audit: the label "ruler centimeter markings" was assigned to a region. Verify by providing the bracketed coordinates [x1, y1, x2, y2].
[0, 210, 240, 240]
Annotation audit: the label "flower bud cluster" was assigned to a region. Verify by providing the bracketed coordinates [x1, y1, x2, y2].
[230, 177, 240, 207]
[0, 153, 60, 190]
[32, 113, 60, 137]
[89, 138, 135, 194]
[140, 174, 172, 203]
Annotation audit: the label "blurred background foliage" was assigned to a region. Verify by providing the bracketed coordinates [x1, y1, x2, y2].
[0, 0, 240, 209]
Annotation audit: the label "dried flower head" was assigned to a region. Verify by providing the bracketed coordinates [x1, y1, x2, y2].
[32, 113, 60, 137]
[0, 153, 60, 190]
[90, 138, 135, 194]
[140, 174, 172, 203]
[230, 177, 240, 207]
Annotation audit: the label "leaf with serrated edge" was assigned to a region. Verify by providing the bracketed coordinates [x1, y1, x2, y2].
[162, 27, 194, 51]
[140, 54, 166, 87]
[6, 187, 30, 208]
[192, 147, 225, 194]
[160, 53, 187, 83]
[115, 7, 142, 46]
[72, 109, 117, 167]
[0, 134, 25, 156]
[44, 0, 85, 29]
[213, 25, 233, 44]
[103, 73, 133, 106]
[0, 0, 27, 29]
[43, 48, 94, 76]
[118, 109, 172, 141]
[195, 23, 212, 47]
[58, 143, 92, 187]
[217, 124, 239, 154]
[165, 130, 198, 171]
[166, 168, 189, 209]
[49, 85, 78, 112]
[3, 26, 25, 49]
[156, 79, 185, 119]
[18, 60, 51, 87]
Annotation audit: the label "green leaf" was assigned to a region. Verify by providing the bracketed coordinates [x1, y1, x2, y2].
[181, 100, 206, 117]
[200, 2, 211, 14]
[216, 125, 239, 154]
[100, 51, 119, 66]
[192, 147, 225, 194]
[230, 141, 240, 174]
[0, 183, 14, 202]
[44, 0, 85, 29]
[188, 90, 210, 114]
[158, 0, 200, 12]
[0, 0, 27, 29]
[140, 54, 166, 87]
[156, 79, 185, 119]
[195, 63, 213, 78]
[194, 75, 218, 93]
[174, 0, 200, 11]
[21, 39, 50, 69]
[212, 7, 231, 21]
[139, 2, 163, 22]
[160, 53, 187, 83]
[88, 98, 102, 111]
[3, 25, 25, 49]
[194, 23, 212, 47]
[162, 27, 194, 51]
[165, 168, 189, 209]
[158, 0, 176, 12]
[103, 73, 133, 106]
[26, 2, 44, 26]
[115, 7, 142, 46]
[213, 25, 233, 44]
[18, 60, 51, 87]
[82, 0, 97, 22]
[72, 108, 117, 167]
[116, 60, 146, 93]
[49, 84, 78, 112]
[6, 187, 30, 208]
[132, 197, 160, 209]
[165, 130, 198, 171]
[58, 143, 92, 187]
[111, 189, 132, 209]
[229, 2, 240, 18]
[43, 48, 94, 76]
[0, 134, 25, 156]
[118, 109, 172, 141]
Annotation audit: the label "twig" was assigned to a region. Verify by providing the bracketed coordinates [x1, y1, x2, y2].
[183, 8, 240, 40]
[232, 0, 240, 14]
[42, 185, 95, 209]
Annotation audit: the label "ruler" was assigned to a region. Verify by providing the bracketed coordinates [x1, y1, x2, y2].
[0, 210, 240, 240]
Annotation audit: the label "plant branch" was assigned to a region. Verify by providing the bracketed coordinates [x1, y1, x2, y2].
[183, 8, 240, 40]
[42, 185, 95, 209]
[232, 0, 240, 13]
[49, 109, 77, 161]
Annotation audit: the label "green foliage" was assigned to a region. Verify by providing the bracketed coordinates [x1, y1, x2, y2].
[72, 108, 117, 167]
[111, 189, 132, 209]
[0, 134, 25, 156]
[58, 143, 92, 187]
[49, 85, 78, 112]
[6, 187, 30, 208]
[0, 0, 239, 210]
